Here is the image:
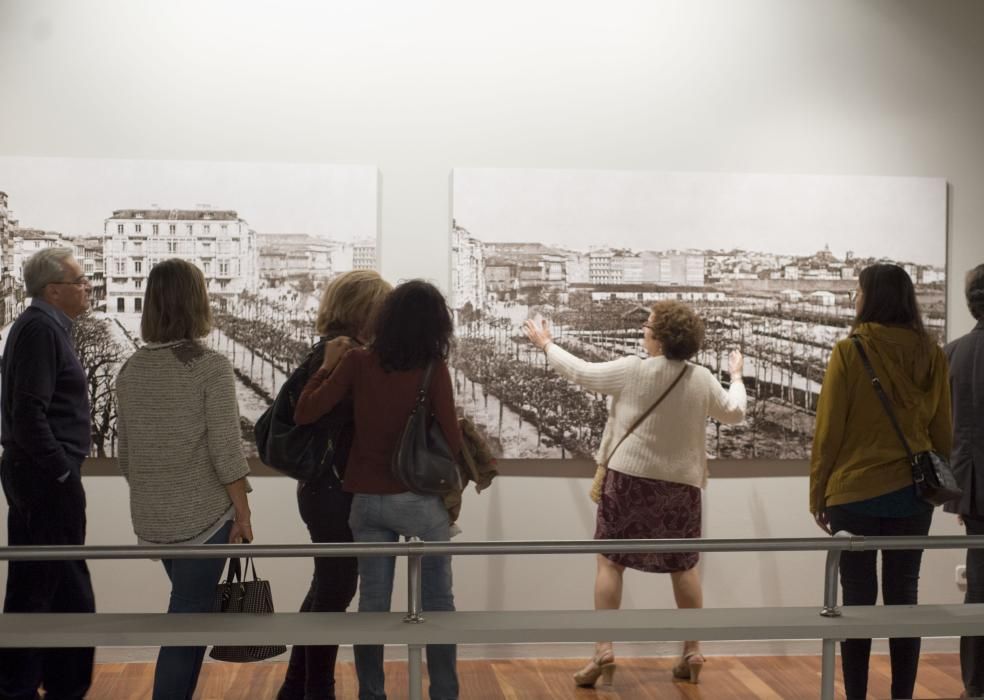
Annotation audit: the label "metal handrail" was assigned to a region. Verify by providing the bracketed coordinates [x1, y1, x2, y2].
[3, 534, 983, 700]
[2, 534, 984, 561]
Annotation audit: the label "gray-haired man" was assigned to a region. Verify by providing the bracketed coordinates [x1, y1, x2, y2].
[0, 248, 94, 700]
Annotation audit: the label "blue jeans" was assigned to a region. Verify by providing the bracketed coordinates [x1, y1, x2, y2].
[153, 520, 232, 700]
[349, 493, 457, 700]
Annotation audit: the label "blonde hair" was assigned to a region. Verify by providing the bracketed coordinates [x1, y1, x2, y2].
[315, 270, 392, 337]
[141, 259, 212, 342]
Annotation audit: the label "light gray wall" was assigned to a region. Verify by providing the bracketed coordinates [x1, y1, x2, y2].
[2, 0, 983, 655]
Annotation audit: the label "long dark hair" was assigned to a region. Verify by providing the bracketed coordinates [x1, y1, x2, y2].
[372, 280, 453, 371]
[852, 263, 926, 337]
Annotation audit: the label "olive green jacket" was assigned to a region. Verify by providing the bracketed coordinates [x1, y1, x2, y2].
[809, 323, 952, 514]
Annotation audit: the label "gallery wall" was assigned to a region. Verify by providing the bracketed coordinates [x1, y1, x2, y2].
[2, 0, 984, 657]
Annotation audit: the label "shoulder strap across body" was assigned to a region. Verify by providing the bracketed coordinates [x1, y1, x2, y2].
[849, 335, 918, 462]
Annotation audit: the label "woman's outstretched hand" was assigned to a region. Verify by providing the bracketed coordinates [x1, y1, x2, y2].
[523, 319, 553, 350]
[729, 349, 744, 379]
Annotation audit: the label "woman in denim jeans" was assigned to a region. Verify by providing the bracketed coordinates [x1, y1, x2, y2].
[295, 280, 463, 700]
[116, 259, 253, 700]
[277, 270, 392, 700]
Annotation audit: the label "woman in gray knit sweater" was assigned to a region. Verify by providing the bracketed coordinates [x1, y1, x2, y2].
[115, 259, 252, 700]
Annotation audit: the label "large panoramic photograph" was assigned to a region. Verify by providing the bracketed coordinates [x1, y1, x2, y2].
[450, 168, 947, 460]
[0, 156, 378, 457]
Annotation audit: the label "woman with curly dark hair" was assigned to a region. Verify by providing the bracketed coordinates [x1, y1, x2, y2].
[525, 300, 745, 688]
[295, 280, 462, 700]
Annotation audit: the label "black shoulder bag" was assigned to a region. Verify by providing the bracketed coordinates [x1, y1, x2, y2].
[850, 335, 961, 506]
[254, 340, 353, 481]
[391, 360, 463, 496]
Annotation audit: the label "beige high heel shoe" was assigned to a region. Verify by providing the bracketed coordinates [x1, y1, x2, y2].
[671, 652, 705, 683]
[573, 650, 617, 687]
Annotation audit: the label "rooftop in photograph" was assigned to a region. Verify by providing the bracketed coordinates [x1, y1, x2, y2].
[109, 209, 242, 221]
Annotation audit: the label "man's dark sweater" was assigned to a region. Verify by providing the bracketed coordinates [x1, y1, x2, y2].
[1, 300, 91, 481]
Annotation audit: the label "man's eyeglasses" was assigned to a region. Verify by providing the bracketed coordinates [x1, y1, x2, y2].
[848, 289, 859, 303]
[642, 322, 656, 332]
[50, 275, 91, 287]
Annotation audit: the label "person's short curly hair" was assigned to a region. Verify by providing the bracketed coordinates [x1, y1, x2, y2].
[647, 301, 705, 361]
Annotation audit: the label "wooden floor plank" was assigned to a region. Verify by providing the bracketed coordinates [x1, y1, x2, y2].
[81, 653, 965, 699]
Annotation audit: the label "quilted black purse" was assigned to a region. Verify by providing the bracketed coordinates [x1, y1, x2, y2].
[254, 340, 353, 481]
[209, 558, 287, 663]
[851, 335, 961, 506]
[391, 360, 462, 496]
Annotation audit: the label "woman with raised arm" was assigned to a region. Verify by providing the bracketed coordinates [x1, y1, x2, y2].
[524, 300, 745, 687]
[810, 263, 952, 700]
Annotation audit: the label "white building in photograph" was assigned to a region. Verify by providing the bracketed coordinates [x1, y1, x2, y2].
[589, 249, 619, 285]
[808, 290, 836, 306]
[71, 237, 107, 311]
[641, 252, 706, 286]
[103, 208, 258, 313]
[0, 191, 21, 327]
[257, 233, 335, 283]
[450, 224, 486, 310]
[352, 238, 377, 270]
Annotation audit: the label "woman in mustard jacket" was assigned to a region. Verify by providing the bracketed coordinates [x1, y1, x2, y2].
[810, 263, 952, 700]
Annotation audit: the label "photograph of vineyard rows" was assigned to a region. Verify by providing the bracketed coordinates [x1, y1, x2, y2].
[450, 168, 947, 460]
[0, 156, 378, 457]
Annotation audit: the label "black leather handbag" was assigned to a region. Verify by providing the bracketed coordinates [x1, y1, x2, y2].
[391, 360, 462, 496]
[254, 340, 353, 481]
[851, 335, 962, 506]
[209, 558, 286, 663]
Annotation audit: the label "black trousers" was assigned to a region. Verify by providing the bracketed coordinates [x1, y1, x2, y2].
[827, 505, 933, 700]
[0, 455, 95, 700]
[278, 474, 358, 700]
[962, 516, 984, 698]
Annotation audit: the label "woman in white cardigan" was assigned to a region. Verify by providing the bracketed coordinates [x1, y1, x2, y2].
[524, 301, 745, 688]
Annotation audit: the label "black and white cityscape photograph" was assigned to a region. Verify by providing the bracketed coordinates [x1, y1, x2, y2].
[0, 156, 378, 457]
[450, 168, 947, 460]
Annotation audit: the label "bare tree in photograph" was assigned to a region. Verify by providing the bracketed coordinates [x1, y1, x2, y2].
[73, 313, 127, 457]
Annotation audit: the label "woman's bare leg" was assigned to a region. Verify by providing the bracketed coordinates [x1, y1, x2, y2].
[594, 554, 625, 657]
[670, 566, 703, 657]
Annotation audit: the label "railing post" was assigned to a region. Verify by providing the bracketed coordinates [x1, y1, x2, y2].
[820, 547, 842, 619]
[405, 537, 425, 700]
[405, 538, 425, 624]
[819, 532, 852, 700]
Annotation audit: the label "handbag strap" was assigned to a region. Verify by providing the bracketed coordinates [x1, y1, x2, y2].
[411, 360, 437, 415]
[849, 335, 917, 465]
[603, 363, 689, 465]
[223, 557, 243, 585]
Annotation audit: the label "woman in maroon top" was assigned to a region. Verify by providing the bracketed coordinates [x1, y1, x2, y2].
[295, 280, 462, 700]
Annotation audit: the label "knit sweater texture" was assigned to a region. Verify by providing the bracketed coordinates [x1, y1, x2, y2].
[115, 340, 250, 543]
[545, 343, 746, 488]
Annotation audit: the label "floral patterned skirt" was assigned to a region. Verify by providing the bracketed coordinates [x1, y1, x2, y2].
[594, 468, 701, 573]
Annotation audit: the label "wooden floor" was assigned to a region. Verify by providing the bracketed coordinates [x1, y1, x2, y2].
[85, 654, 966, 699]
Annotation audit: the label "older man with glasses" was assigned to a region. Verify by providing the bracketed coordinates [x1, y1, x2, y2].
[0, 247, 95, 700]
